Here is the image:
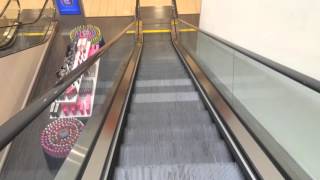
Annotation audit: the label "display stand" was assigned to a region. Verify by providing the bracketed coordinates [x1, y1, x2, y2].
[42, 24, 104, 159]
[50, 61, 99, 119]
[49, 38, 100, 119]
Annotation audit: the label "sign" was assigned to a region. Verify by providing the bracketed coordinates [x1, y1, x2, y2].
[56, 0, 81, 15]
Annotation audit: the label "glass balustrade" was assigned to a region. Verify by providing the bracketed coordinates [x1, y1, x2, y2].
[176, 20, 320, 179]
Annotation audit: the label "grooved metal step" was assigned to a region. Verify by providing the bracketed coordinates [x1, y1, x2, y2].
[123, 125, 220, 145]
[133, 92, 200, 103]
[134, 85, 195, 93]
[129, 101, 205, 113]
[114, 163, 244, 180]
[136, 72, 188, 80]
[119, 140, 232, 166]
[126, 111, 212, 129]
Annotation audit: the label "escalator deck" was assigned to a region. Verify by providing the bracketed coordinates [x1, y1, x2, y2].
[113, 33, 245, 179]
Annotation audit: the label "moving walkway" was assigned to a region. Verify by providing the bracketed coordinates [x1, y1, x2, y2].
[0, 0, 319, 179]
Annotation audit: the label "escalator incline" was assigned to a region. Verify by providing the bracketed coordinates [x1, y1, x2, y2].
[113, 33, 245, 180]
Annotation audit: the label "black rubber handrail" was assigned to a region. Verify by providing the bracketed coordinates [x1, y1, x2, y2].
[0, 0, 21, 50]
[0, 22, 135, 150]
[135, 0, 140, 20]
[171, 0, 178, 19]
[177, 18, 320, 93]
[135, 0, 141, 35]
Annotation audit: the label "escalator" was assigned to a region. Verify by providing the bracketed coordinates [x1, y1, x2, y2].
[0, 23, 18, 49]
[112, 32, 244, 179]
[0, 0, 55, 57]
[0, 0, 20, 50]
[101, 6, 247, 180]
[0, 0, 316, 179]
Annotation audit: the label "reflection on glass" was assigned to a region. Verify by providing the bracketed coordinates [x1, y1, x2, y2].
[177, 21, 320, 179]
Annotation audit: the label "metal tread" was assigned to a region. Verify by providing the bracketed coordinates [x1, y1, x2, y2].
[123, 125, 220, 145]
[126, 111, 212, 129]
[129, 101, 205, 113]
[119, 140, 232, 166]
[114, 162, 244, 180]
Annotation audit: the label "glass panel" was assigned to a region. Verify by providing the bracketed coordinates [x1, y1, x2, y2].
[178, 25, 234, 102]
[177, 21, 320, 179]
[0, 23, 135, 180]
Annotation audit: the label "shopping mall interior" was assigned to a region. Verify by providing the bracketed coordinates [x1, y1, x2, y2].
[0, 0, 319, 179]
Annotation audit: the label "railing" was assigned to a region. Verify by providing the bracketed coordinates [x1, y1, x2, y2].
[178, 19, 320, 93]
[173, 14, 319, 180]
[0, 0, 20, 49]
[170, 0, 320, 179]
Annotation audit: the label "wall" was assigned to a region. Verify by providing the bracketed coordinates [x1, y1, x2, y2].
[0, 0, 6, 10]
[199, 0, 320, 80]
[0, 0, 47, 12]
[140, 0, 201, 14]
[82, 0, 135, 17]
[19, 0, 45, 9]
[82, 0, 201, 17]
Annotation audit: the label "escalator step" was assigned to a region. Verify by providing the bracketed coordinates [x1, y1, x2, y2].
[119, 140, 232, 166]
[127, 110, 212, 122]
[129, 101, 205, 113]
[133, 92, 200, 103]
[138, 66, 186, 74]
[114, 163, 244, 180]
[141, 54, 180, 62]
[135, 85, 195, 93]
[126, 111, 212, 129]
[123, 125, 219, 145]
[126, 120, 213, 131]
[139, 61, 182, 68]
[135, 79, 192, 88]
[142, 46, 177, 58]
[137, 72, 188, 80]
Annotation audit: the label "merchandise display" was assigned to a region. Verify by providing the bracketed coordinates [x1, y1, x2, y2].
[50, 37, 100, 119]
[40, 118, 84, 158]
[42, 25, 104, 160]
[50, 63, 99, 119]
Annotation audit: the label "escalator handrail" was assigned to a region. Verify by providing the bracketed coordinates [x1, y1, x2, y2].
[135, 0, 140, 20]
[0, 21, 135, 150]
[0, 0, 55, 28]
[177, 18, 320, 93]
[0, 0, 21, 50]
[135, 0, 141, 37]
[171, 0, 178, 19]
